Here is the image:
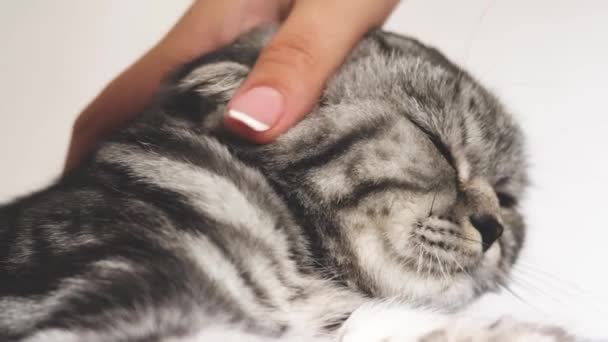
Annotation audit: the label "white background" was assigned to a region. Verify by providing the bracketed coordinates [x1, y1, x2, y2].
[1, 0, 607, 339]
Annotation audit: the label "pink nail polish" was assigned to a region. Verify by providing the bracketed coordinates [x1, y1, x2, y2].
[227, 86, 284, 132]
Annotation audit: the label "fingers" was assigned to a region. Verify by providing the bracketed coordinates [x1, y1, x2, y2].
[157, 0, 286, 64]
[64, 47, 174, 172]
[224, 0, 399, 143]
[65, 0, 399, 171]
[64, 0, 283, 172]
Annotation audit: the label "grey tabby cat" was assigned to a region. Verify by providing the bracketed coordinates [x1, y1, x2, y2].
[0, 27, 530, 341]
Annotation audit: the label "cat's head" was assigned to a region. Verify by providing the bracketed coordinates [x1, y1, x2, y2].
[167, 29, 527, 310]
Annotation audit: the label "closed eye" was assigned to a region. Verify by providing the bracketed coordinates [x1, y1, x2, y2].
[406, 118, 456, 170]
[497, 192, 517, 208]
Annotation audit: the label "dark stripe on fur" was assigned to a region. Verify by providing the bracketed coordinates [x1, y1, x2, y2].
[93, 161, 282, 310]
[281, 115, 394, 174]
[111, 126, 311, 272]
[332, 178, 428, 209]
[406, 117, 457, 170]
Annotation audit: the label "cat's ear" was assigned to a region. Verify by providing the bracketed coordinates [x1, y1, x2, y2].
[167, 25, 276, 89]
[157, 61, 250, 130]
[156, 27, 279, 129]
[176, 61, 250, 102]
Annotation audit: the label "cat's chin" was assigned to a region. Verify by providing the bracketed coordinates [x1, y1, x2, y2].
[387, 269, 481, 310]
[396, 241, 505, 309]
[351, 227, 506, 310]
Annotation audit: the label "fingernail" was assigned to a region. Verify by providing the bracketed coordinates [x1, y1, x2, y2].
[227, 86, 284, 132]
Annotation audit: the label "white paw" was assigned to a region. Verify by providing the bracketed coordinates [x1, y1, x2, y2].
[473, 316, 576, 342]
[337, 302, 451, 342]
[337, 303, 577, 342]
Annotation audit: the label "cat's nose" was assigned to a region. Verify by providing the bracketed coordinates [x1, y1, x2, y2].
[470, 215, 503, 252]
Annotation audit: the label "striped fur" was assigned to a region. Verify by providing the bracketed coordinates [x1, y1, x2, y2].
[0, 27, 527, 341]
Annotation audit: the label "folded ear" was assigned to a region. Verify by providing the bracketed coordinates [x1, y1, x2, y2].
[157, 26, 278, 130]
[177, 61, 250, 101]
[158, 61, 250, 131]
[167, 25, 276, 88]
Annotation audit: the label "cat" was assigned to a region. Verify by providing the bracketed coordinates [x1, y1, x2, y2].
[1, 26, 566, 341]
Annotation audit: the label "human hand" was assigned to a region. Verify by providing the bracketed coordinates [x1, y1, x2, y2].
[64, 0, 398, 171]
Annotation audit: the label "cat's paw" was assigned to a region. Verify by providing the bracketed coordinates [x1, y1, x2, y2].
[411, 316, 577, 342]
[337, 302, 451, 342]
[471, 316, 576, 342]
[337, 302, 577, 342]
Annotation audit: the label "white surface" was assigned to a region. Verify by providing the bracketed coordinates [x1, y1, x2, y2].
[1, 0, 607, 339]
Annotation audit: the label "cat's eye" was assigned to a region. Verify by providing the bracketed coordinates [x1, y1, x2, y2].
[496, 192, 517, 208]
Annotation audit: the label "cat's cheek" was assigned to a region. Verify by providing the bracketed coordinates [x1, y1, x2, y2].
[382, 207, 420, 253]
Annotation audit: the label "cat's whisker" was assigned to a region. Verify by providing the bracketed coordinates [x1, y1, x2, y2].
[510, 273, 568, 308]
[446, 253, 470, 280]
[500, 284, 526, 304]
[388, 196, 397, 214]
[517, 263, 604, 300]
[512, 264, 608, 314]
[415, 243, 425, 277]
[500, 283, 548, 315]
[412, 240, 427, 277]
[507, 276, 591, 318]
[428, 192, 437, 217]
[516, 261, 594, 296]
[419, 244, 433, 279]
[448, 232, 484, 246]
[514, 264, 584, 297]
[432, 249, 449, 283]
[462, 0, 499, 81]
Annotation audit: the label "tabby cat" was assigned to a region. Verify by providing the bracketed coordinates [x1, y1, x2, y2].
[0, 27, 533, 341]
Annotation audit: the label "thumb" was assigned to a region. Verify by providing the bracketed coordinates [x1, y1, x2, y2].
[224, 0, 398, 143]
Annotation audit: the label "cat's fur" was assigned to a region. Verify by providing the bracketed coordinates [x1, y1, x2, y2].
[0, 27, 531, 341]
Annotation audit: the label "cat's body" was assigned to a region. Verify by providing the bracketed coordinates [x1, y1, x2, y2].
[0, 28, 532, 341]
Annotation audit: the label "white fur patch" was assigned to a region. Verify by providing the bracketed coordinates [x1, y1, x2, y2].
[339, 301, 450, 342]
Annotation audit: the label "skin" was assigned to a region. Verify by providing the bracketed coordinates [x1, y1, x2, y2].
[64, 0, 399, 171]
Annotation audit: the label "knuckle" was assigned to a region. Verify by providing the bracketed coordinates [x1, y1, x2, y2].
[72, 114, 97, 136]
[259, 32, 320, 73]
[72, 116, 89, 133]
